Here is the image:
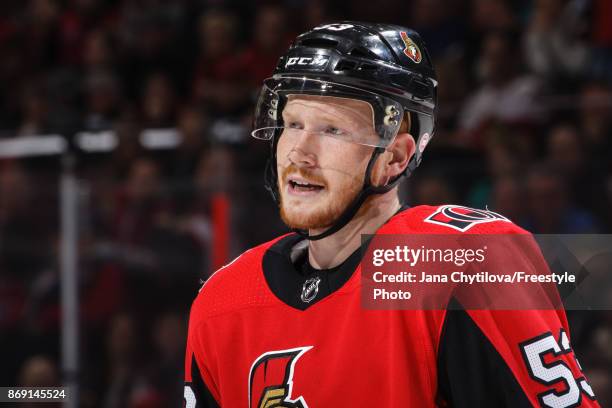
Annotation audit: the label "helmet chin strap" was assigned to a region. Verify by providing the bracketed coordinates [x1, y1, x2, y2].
[294, 147, 404, 241]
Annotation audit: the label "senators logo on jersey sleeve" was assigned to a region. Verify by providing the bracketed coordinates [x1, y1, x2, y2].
[425, 205, 510, 231]
[249, 347, 312, 408]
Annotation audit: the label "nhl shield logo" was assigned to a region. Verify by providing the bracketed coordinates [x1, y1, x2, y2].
[300, 277, 321, 303]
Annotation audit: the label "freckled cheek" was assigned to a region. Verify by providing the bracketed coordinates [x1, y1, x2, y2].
[323, 153, 371, 188]
[275, 137, 292, 166]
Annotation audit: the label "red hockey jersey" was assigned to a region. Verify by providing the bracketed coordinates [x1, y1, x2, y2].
[184, 205, 599, 407]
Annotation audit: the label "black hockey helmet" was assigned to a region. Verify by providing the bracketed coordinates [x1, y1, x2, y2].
[252, 22, 438, 240]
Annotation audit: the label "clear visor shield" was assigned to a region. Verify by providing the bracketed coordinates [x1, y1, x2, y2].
[251, 77, 404, 148]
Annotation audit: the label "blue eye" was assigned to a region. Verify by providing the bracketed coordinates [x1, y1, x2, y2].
[325, 126, 345, 136]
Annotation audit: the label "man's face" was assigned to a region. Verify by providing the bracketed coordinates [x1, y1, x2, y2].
[276, 95, 377, 230]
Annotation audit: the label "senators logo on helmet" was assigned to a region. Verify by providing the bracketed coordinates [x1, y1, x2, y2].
[400, 31, 422, 64]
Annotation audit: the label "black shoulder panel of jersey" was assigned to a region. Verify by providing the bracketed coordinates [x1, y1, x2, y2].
[185, 356, 220, 408]
[436, 299, 533, 408]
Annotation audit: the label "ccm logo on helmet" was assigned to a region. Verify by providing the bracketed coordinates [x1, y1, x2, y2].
[424, 205, 510, 232]
[285, 55, 330, 69]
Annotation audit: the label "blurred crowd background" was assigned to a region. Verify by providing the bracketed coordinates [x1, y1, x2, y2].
[0, 0, 611, 406]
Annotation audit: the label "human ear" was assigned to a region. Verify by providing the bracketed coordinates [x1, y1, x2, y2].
[369, 133, 415, 187]
[384, 132, 415, 179]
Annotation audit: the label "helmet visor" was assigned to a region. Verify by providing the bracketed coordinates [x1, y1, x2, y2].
[252, 77, 404, 148]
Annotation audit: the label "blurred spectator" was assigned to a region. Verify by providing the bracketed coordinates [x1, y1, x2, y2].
[413, 173, 457, 205]
[545, 123, 604, 215]
[586, 367, 611, 407]
[147, 312, 186, 405]
[17, 83, 49, 136]
[127, 384, 165, 408]
[470, 0, 517, 34]
[192, 8, 247, 114]
[82, 28, 115, 70]
[459, 31, 542, 139]
[166, 105, 208, 182]
[299, 0, 329, 31]
[182, 145, 240, 272]
[467, 126, 533, 209]
[113, 156, 168, 244]
[590, 0, 612, 82]
[108, 114, 146, 179]
[525, 163, 598, 233]
[19, 355, 59, 387]
[236, 4, 293, 87]
[0, 162, 50, 278]
[23, 0, 61, 72]
[491, 174, 525, 224]
[102, 313, 146, 408]
[18, 355, 61, 408]
[0, 165, 33, 378]
[154, 312, 186, 361]
[0, 267, 26, 330]
[194, 145, 236, 194]
[0, 162, 31, 225]
[141, 72, 177, 128]
[83, 70, 122, 131]
[579, 82, 612, 157]
[43, 69, 82, 134]
[547, 123, 584, 180]
[434, 52, 470, 135]
[410, 0, 465, 57]
[524, 0, 590, 79]
[346, 0, 414, 24]
[114, 0, 188, 102]
[58, 0, 112, 66]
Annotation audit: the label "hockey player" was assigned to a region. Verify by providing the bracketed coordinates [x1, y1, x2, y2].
[184, 22, 599, 407]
